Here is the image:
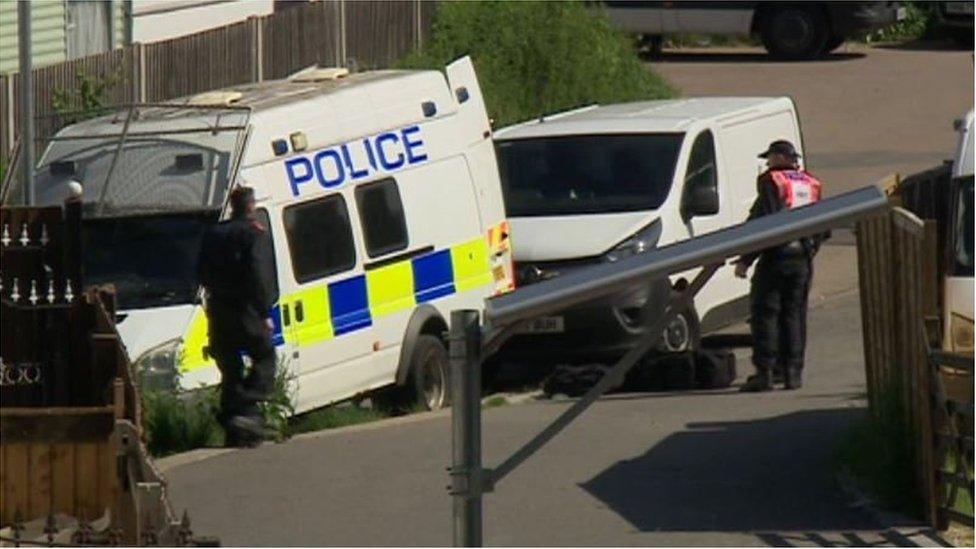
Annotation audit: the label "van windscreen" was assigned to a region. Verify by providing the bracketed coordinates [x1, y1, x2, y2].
[495, 133, 683, 217]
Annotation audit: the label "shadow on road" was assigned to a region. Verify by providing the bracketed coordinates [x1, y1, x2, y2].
[580, 408, 925, 539]
[647, 50, 866, 63]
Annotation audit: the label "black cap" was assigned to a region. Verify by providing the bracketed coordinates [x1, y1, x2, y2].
[758, 140, 801, 159]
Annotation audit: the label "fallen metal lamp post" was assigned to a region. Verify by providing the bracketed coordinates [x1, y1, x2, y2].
[448, 186, 889, 547]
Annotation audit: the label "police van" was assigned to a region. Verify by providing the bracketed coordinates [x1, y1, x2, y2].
[493, 97, 804, 364]
[1, 57, 513, 413]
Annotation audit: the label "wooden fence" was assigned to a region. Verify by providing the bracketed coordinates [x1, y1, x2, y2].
[0, 0, 435, 161]
[857, 204, 974, 528]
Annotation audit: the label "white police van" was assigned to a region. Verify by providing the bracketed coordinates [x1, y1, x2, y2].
[493, 97, 804, 364]
[2, 57, 513, 413]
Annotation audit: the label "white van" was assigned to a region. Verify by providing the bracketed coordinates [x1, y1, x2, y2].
[944, 109, 973, 354]
[493, 97, 804, 363]
[1, 57, 514, 413]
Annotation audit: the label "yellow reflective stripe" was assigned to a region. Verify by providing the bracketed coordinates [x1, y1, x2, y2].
[450, 237, 491, 292]
[180, 307, 214, 372]
[366, 260, 416, 317]
[292, 286, 333, 344]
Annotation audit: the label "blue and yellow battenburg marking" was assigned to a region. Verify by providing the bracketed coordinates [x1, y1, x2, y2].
[179, 234, 495, 372]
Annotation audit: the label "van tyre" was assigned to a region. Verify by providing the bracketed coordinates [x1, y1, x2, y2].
[406, 335, 451, 411]
[760, 5, 829, 60]
[374, 335, 450, 413]
[656, 301, 701, 354]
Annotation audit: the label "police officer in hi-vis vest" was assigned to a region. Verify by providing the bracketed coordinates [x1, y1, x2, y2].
[198, 186, 278, 446]
[734, 140, 828, 392]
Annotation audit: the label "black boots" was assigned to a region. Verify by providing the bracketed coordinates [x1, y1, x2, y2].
[783, 366, 803, 390]
[740, 370, 773, 392]
[740, 366, 803, 392]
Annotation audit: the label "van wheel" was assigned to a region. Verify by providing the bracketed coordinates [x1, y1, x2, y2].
[760, 5, 828, 60]
[657, 302, 701, 353]
[407, 335, 450, 411]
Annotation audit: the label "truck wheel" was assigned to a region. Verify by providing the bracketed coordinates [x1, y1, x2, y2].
[406, 335, 450, 411]
[760, 5, 829, 60]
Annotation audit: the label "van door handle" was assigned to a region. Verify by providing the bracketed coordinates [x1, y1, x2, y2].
[282, 304, 291, 326]
[295, 300, 305, 323]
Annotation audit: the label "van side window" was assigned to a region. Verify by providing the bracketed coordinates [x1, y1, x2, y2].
[681, 130, 719, 218]
[684, 130, 718, 192]
[355, 178, 409, 258]
[283, 195, 356, 283]
[255, 208, 280, 303]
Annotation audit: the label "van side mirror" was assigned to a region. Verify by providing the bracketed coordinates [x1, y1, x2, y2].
[683, 182, 719, 219]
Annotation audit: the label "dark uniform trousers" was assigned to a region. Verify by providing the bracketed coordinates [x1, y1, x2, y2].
[207, 299, 276, 423]
[750, 255, 813, 373]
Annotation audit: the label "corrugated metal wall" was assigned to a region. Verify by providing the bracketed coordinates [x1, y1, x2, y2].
[0, 0, 69, 74]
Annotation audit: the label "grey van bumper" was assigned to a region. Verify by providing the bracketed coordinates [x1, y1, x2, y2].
[497, 275, 671, 364]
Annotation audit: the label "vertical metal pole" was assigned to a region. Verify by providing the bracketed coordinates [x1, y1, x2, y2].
[449, 310, 483, 547]
[17, 0, 34, 205]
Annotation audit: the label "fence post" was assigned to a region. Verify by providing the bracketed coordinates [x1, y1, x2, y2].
[3, 75, 13, 163]
[251, 16, 264, 83]
[449, 310, 484, 547]
[337, 0, 347, 66]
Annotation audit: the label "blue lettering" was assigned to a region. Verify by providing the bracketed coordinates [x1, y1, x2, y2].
[314, 149, 345, 188]
[402, 125, 428, 164]
[363, 138, 377, 170]
[376, 133, 404, 170]
[285, 157, 314, 196]
[341, 143, 369, 180]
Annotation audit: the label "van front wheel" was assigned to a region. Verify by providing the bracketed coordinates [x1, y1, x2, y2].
[407, 335, 450, 411]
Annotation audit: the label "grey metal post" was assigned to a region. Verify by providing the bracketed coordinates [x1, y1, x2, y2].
[17, 0, 34, 205]
[449, 310, 484, 547]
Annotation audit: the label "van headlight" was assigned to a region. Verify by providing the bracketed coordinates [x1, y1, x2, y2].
[950, 314, 974, 354]
[604, 220, 663, 263]
[134, 338, 182, 392]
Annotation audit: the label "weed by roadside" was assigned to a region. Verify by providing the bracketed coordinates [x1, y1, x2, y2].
[482, 395, 508, 409]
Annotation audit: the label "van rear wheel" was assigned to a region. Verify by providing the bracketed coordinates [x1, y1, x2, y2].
[407, 335, 450, 411]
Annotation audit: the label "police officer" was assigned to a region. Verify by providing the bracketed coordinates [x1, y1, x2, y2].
[734, 140, 827, 392]
[198, 186, 278, 446]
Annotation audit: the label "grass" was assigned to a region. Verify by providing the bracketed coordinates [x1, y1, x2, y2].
[482, 395, 508, 409]
[836, 381, 921, 517]
[142, 388, 224, 457]
[286, 404, 389, 436]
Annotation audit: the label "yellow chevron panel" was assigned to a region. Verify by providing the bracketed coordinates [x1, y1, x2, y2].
[451, 237, 491, 292]
[179, 307, 214, 372]
[292, 286, 333, 344]
[366, 260, 416, 317]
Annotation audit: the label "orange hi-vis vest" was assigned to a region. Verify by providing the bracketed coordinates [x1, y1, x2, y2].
[770, 169, 822, 210]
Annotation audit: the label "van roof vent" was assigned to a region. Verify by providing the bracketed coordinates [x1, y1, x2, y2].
[288, 66, 350, 83]
[187, 91, 243, 106]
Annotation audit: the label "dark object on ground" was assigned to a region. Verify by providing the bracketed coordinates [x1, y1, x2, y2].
[541, 349, 736, 398]
[740, 372, 774, 392]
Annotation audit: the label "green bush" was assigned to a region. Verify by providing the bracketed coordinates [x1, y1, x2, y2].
[142, 388, 224, 457]
[398, 0, 673, 128]
[141, 359, 296, 456]
[865, 1, 936, 43]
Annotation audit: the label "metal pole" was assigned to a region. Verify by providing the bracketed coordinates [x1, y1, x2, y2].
[17, 0, 34, 205]
[449, 310, 484, 547]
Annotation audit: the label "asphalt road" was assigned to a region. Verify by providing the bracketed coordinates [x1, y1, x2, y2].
[161, 44, 971, 546]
